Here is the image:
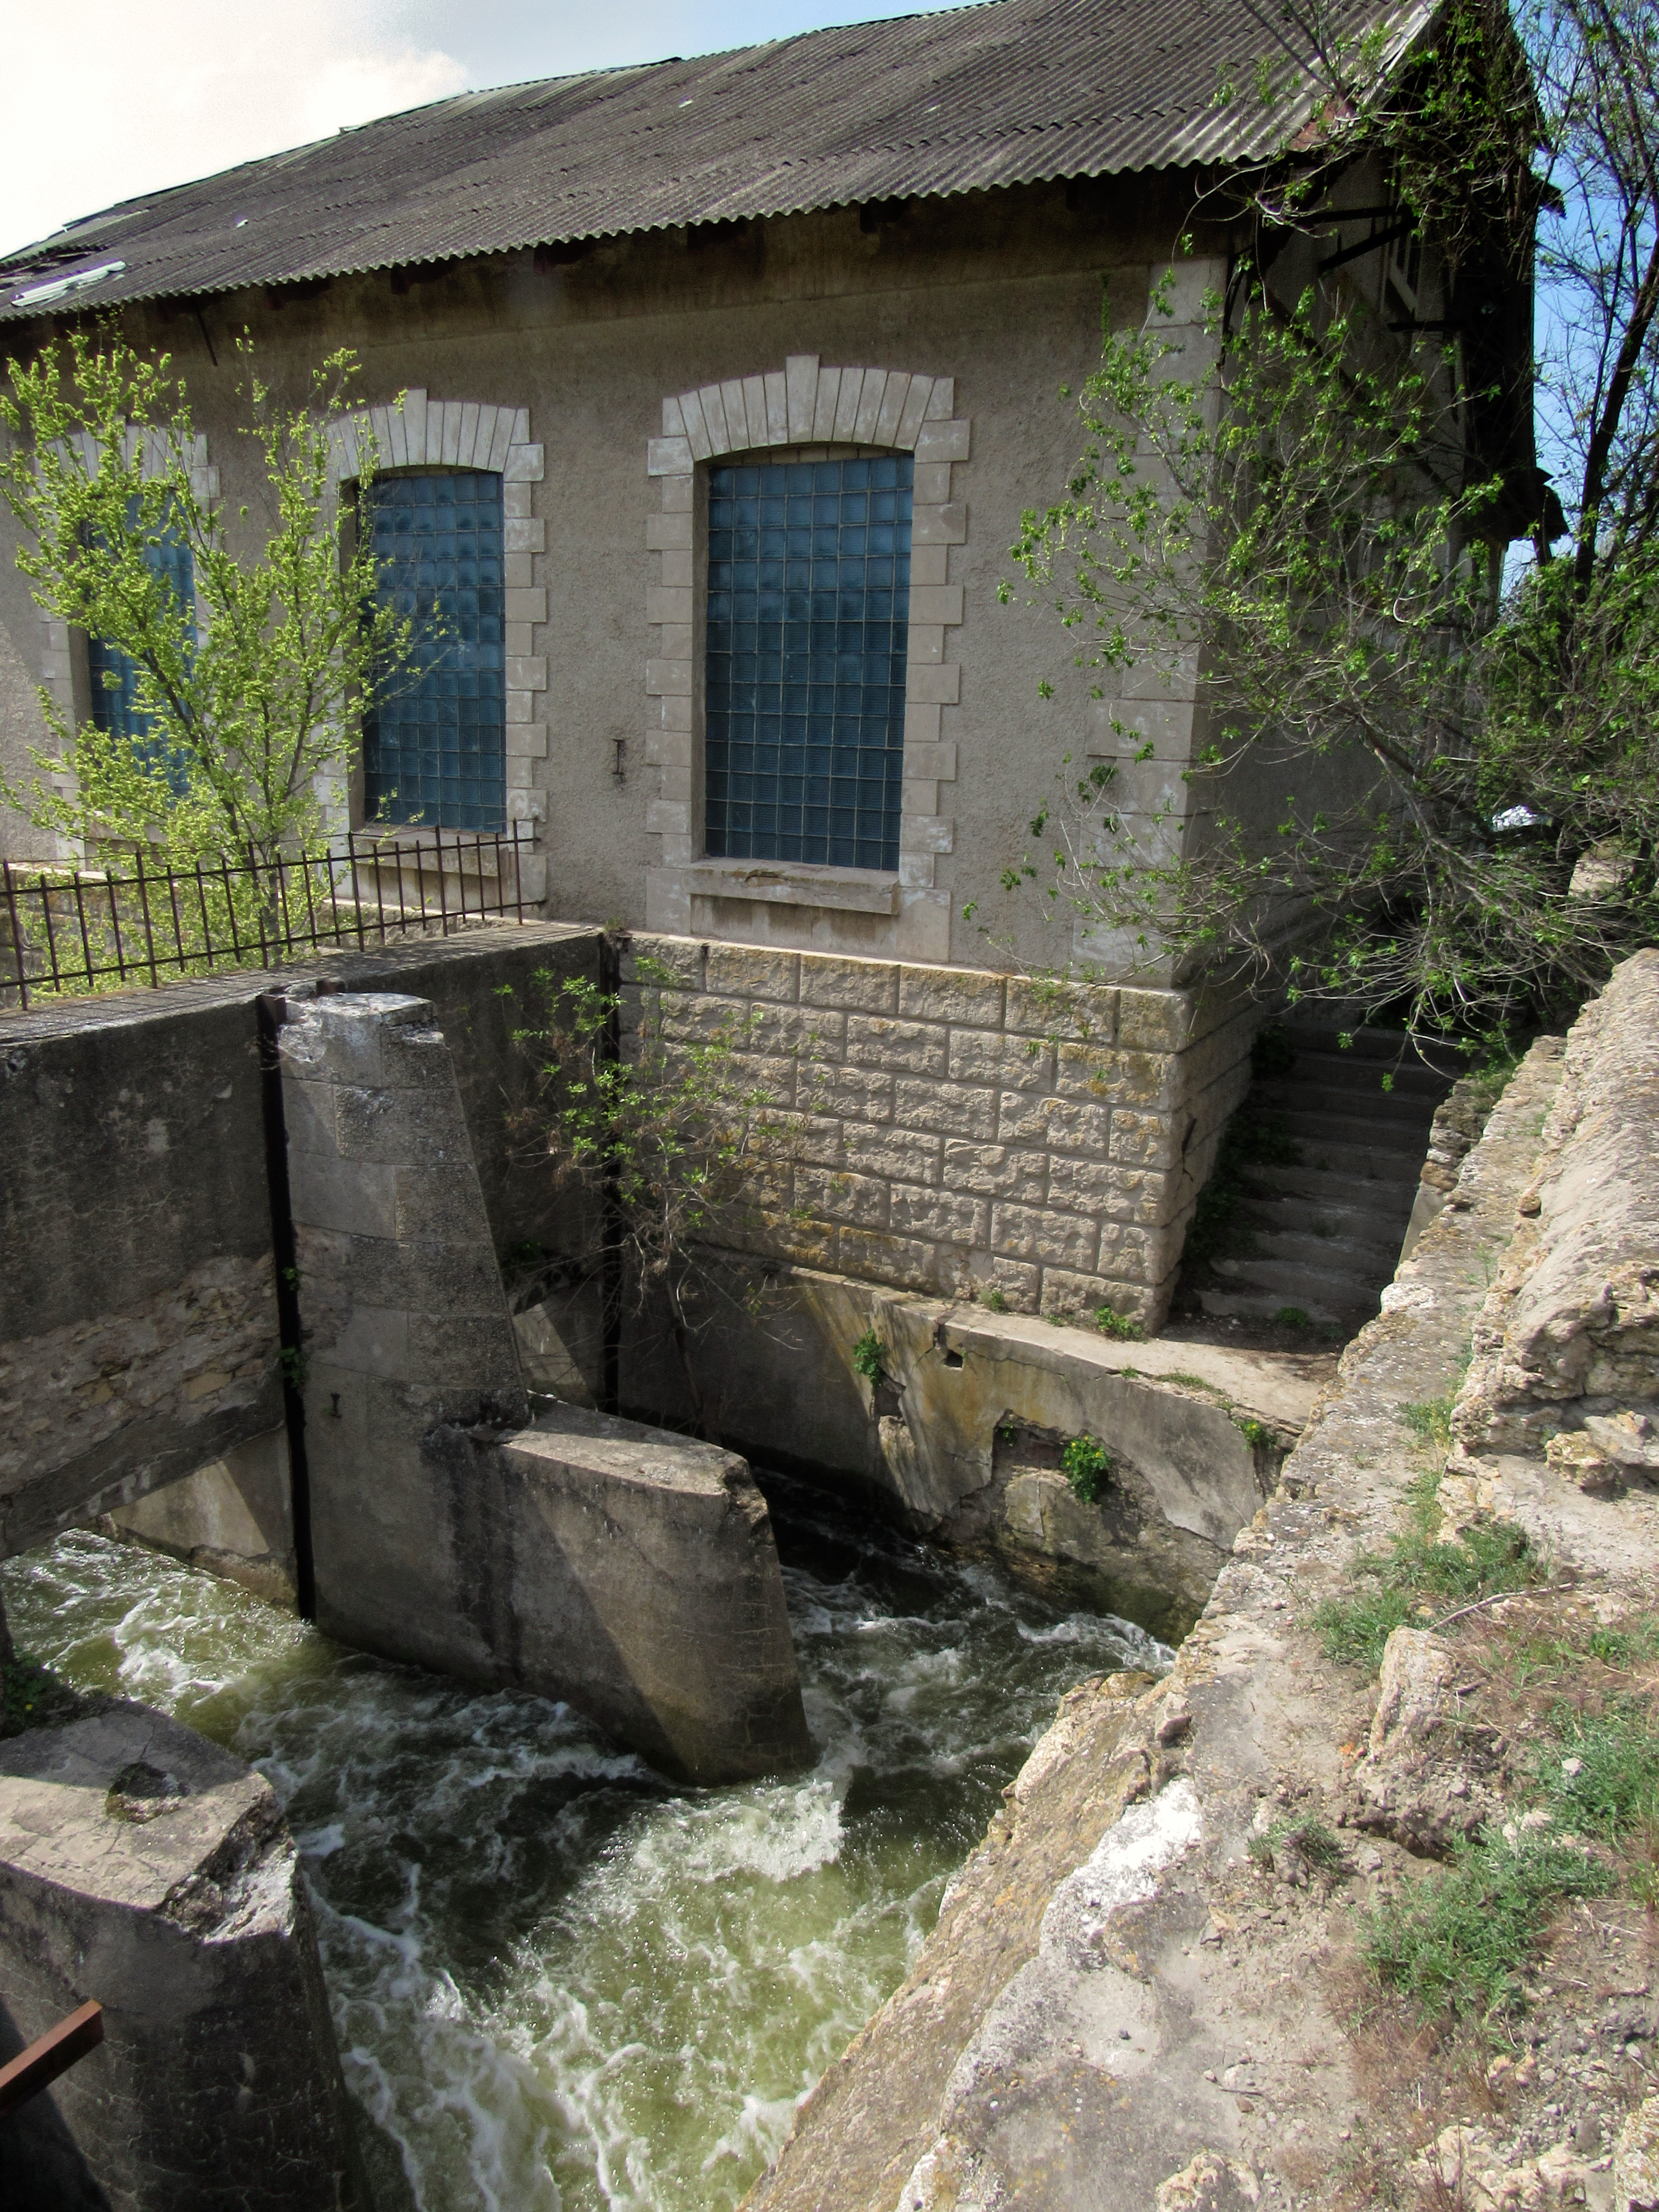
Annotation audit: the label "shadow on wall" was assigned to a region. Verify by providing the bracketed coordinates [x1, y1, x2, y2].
[0, 1996, 113, 2212]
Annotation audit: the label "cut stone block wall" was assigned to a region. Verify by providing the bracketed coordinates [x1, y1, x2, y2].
[622, 933, 1258, 1326]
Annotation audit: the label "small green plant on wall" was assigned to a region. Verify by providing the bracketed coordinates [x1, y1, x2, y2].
[1062, 1433, 1112, 1504]
[852, 1331, 885, 1386]
[1093, 1304, 1142, 1342]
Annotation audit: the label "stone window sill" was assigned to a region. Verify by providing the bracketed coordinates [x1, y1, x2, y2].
[684, 858, 900, 916]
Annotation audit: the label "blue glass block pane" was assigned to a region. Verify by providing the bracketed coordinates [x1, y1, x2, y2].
[87, 510, 196, 794]
[362, 469, 507, 830]
[703, 453, 912, 869]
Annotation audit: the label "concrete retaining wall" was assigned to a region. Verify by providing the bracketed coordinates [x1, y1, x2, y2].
[0, 923, 601, 1559]
[623, 934, 1258, 1327]
[280, 988, 808, 1781]
[624, 1262, 1318, 1639]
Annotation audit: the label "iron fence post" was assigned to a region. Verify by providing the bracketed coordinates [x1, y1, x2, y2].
[2, 860, 30, 1010]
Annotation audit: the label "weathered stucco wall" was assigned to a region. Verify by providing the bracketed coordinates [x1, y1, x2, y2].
[623, 933, 1256, 1324]
[0, 923, 601, 1558]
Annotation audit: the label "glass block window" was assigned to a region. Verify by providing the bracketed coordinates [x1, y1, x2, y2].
[88, 521, 195, 792]
[363, 469, 505, 830]
[706, 455, 912, 871]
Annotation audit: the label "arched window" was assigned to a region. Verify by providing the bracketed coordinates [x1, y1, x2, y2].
[362, 468, 506, 830]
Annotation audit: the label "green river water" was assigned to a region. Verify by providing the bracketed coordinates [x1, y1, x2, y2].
[1, 1476, 1165, 2212]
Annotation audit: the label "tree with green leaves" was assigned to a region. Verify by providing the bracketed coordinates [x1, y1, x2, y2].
[1001, 0, 1659, 1047]
[0, 328, 411, 875]
[506, 956, 794, 1422]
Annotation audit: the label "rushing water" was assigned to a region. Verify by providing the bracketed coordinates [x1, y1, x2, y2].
[2, 1476, 1166, 2212]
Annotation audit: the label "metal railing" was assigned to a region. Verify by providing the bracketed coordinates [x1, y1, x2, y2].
[1, 824, 533, 1010]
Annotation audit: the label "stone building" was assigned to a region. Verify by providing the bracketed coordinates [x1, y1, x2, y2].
[0, 0, 1540, 1323]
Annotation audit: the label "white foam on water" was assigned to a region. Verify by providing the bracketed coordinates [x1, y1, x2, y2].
[4, 1503, 1167, 2212]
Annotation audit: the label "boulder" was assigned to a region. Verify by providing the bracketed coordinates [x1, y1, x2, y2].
[1614, 2093, 1659, 2212]
[1352, 1628, 1503, 1855]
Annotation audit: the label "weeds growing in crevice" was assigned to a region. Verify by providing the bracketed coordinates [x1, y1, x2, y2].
[1061, 1434, 1112, 1503]
[1, 1649, 84, 1738]
[1312, 1470, 1543, 1671]
[1250, 1813, 1348, 1875]
[851, 1331, 885, 1386]
[1402, 1397, 1457, 1450]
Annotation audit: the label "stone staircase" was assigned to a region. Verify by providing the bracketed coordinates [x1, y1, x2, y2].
[1200, 1027, 1456, 1328]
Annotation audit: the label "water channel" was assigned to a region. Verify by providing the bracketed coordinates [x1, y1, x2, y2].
[3, 1474, 1166, 2212]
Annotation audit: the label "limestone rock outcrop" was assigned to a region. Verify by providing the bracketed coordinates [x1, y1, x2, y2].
[1454, 951, 1659, 1459]
[1350, 1627, 1503, 1855]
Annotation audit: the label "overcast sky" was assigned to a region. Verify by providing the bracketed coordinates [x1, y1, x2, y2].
[3, 0, 963, 257]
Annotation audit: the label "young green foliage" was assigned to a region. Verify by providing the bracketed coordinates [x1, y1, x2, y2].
[852, 1331, 886, 1386]
[1002, 0, 1659, 1046]
[0, 327, 412, 872]
[508, 956, 790, 1420]
[1061, 1433, 1112, 1503]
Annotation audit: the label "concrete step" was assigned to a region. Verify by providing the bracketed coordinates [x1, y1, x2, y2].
[1254, 1078, 1443, 1128]
[1283, 1027, 1463, 1076]
[1271, 1107, 1436, 1154]
[1210, 1252, 1380, 1302]
[1230, 1225, 1405, 1274]
[1199, 1283, 1374, 1325]
[1241, 1160, 1417, 1211]
[1236, 1186, 1413, 1242]
[1247, 1136, 1424, 1183]
[1275, 1052, 1452, 1103]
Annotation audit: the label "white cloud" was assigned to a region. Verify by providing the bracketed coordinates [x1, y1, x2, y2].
[1, 0, 469, 256]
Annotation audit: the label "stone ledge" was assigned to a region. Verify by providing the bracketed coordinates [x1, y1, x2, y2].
[682, 858, 902, 915]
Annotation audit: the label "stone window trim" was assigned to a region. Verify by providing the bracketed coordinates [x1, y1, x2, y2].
[36, 424, 222, 861]
[644, 355, 970, 962]
[321, 390, 548, 901]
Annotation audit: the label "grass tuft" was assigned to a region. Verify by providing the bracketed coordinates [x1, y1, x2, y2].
[1402, 1397, 1456, 1449]
[1364, 1826, 1611, 2020]
[1312, 1473, 1541, 1671]
[1537, 1696, 1659, 1841]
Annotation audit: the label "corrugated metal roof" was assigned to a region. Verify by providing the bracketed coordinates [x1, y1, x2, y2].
[0, 0, 1436, 325]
